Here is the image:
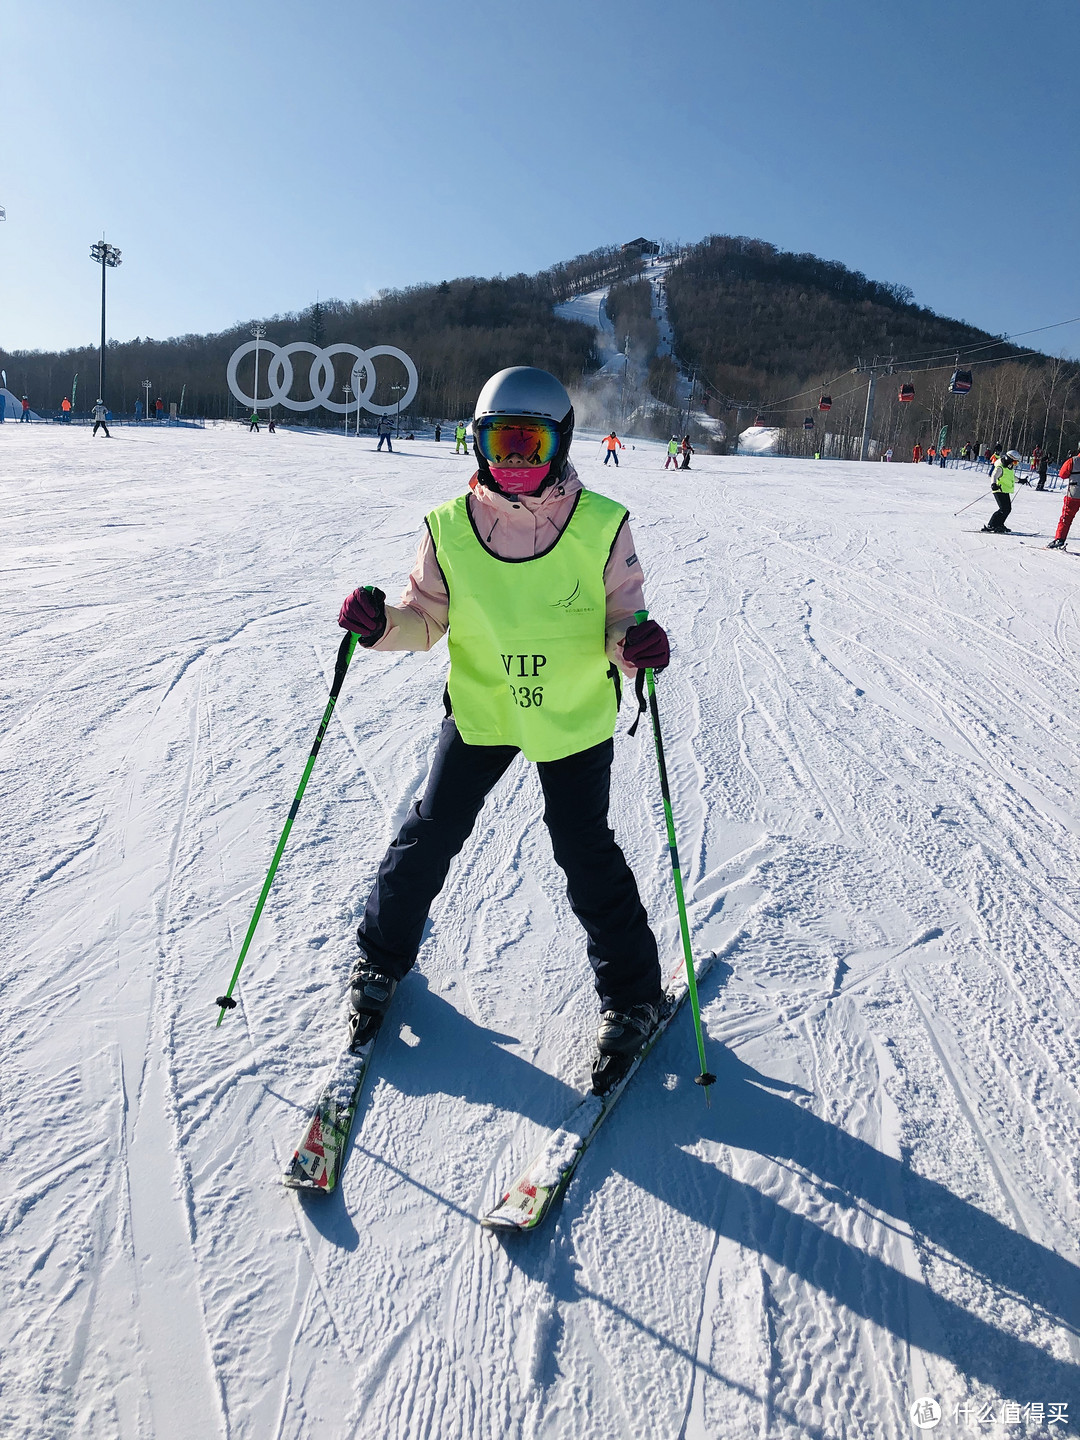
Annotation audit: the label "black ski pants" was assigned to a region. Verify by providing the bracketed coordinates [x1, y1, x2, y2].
[986, 492, 1012, 531]
[357, 718, 662, 1013]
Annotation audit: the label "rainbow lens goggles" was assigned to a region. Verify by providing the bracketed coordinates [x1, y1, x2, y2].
[474, 416, 562, 467]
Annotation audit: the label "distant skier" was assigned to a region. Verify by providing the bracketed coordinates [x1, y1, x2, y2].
[61, 396, 72, 422]
[249, 411, 260, 432]
[20, 395, 31, 422]
[268, 417, 276, 434]
[882, 447, 894, 462]
[377, 415, 394, 451]
[940, 447, 950, 468]
[1046, 452, 1079, 549]
[434, 423, 442, 443]
[337, 366, 670, 1092]
[603, 431, 624, 465]
[912, 443, 923, 464]
[680, 435, 694, 470]
[1036, 452, 1049, 490]
[665, 436, 680, 470]
[454, 421, 468, 454]
[91, 400, 110, 437]
[982, 449, 1019, 533]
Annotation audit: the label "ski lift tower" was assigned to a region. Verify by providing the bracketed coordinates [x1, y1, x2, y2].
[854, 355, 894, 461]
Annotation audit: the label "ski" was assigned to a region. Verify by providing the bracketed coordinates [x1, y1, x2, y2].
[481, 950, 718, 1233]
[962, 529, 1041, 537]
[282, 1032, 376, 1192]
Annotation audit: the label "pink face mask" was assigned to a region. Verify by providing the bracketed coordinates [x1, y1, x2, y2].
[489, 463, 550, 494]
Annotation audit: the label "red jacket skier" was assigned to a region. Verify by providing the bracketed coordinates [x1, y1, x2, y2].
[1047, 454, 1079, 550]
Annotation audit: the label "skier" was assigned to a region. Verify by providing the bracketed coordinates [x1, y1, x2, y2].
[940, 447, 950, 468]
[91, 400, 110, 437]
[337, 366, 671, 1092]
[20, 395, 31, 422]
[912, 443, 923, 464]
[680, 435, 694, 470]
[376, 414, 394, 451]
[1036, 452, 1049, 490]
[454, 421, 468, 454]
[61, 396, 72, 422]
[268, 417, 276, 434]
[982, 449, 1019, 533]
[434, 423, 442, 443]
[665, 436, 680, 470]
[882, 447, 893, 462]
[603, 431, 624, 465]
[249, 411, 260, 433]
[1046, 452, 1079, 549]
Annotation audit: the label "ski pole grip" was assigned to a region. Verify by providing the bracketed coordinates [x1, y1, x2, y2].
[333, 627, 355, 684]
[634, 608, 648, 624]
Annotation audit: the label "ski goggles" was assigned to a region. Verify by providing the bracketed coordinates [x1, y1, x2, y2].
[473, 416, 562, 468]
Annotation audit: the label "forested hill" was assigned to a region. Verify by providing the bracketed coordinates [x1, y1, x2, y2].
[0, 246, 642, 421]
[665, 234, 1027, 411]
[659, 234, 1078, 458]
[4, 234, 1076, 451]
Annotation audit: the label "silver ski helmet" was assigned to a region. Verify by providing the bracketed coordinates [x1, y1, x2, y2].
[472, 366, 574, 493]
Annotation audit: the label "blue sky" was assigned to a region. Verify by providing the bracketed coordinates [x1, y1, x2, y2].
[4, 0, 1079, 356]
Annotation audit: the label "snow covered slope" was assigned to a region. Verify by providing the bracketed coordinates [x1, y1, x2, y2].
[2, 425, 1079, 1439]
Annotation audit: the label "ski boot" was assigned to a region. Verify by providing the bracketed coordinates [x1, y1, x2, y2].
[591, 998, 664, 1096]
[348, 960, 398, 1051]
[1045, 538, 1066, 550]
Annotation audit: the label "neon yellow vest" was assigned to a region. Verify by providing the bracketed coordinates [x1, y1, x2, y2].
[426, 489, 628, 761]
[996, 463, 1016, 494]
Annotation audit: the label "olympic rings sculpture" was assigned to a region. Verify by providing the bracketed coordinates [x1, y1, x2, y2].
[226, 340, 419, 416]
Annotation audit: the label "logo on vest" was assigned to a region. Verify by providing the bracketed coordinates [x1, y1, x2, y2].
[550, 580, 594, 612]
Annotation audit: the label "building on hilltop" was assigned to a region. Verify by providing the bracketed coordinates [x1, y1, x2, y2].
[621, 238, 660, 257]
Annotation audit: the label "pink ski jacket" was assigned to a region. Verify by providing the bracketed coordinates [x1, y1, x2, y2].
[371, 465, 647, 675]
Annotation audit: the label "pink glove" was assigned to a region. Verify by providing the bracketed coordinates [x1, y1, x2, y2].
[622, 619, 670, 671]
[338, 586, 387, 647]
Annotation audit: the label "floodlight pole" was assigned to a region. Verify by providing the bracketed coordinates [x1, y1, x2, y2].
[89, 237, 122, 406]
[343, 382, 352, 435]
[251, 323, 266, 415]
[142, 379, 152, 419]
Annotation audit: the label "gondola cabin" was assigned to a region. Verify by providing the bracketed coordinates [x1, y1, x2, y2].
[818, 395, 832, 412]
[803, 416, 815, 430]
[949, 369, 973, 395]
[753, 414, 768, 427]
[898, 383, 915, 404]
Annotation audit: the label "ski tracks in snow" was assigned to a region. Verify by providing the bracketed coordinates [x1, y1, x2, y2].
[3, 431, 1080, 1438]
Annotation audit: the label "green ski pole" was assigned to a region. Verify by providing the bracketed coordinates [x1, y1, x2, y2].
[634, 609, 716, 1098]
[214, 625, 359, 1024]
